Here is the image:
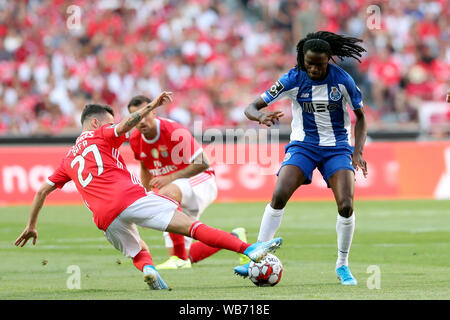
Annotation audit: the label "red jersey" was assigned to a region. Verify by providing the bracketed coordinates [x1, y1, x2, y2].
[129, 117, 214, 177]
[47, 124, 147, 231]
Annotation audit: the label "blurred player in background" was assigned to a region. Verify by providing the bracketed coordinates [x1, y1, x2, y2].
[14, 91, 282, 290]
[236, 31, 368, 285]
[127, 95, 250, 269]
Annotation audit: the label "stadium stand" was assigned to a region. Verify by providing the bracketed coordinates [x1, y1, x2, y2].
[0, 0, 448, 138]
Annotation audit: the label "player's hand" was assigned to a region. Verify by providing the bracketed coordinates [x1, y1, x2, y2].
[150, 175, 173, 189]
[446, 90, 450, 103]
[14, 227, 38, 247]
[352, 152, 368, 178]
[149, 91, 173, 110]
[257, 111, 285, 127]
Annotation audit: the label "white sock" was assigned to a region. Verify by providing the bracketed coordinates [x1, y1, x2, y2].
[184, 236, 192, 250]
[257, 203, 284, 242]
[163, 231, 173, 248]
[336, 213, 355, 268]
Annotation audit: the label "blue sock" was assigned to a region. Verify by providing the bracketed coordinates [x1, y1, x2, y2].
[143, 265, 156, 272]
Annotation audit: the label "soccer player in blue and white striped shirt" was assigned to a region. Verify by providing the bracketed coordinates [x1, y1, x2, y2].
[236, 31, 368, 285]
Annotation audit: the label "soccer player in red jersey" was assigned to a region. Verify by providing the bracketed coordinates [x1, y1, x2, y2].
[127, 95, 250, 269]
[14, 92, 282, 290]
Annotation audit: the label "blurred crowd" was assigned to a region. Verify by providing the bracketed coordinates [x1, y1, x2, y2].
[0, 0, 449, 137]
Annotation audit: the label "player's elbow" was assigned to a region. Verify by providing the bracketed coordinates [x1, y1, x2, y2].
[200, 161, 210, 171]
[114, 124, 126, 137]
[354, 108, 366, 122]
[36, 183, 53, 198]
[244, 108, 250, 119]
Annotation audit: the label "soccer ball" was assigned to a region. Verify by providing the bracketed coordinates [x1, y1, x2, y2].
[248, 253, 283, 287]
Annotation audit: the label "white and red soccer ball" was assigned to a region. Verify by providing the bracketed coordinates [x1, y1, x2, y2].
[248, 253, 283, 287]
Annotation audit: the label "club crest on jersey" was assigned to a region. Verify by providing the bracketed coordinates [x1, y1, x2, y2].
[268, 80, 284, 98]
[329, 87, 342, 101]
[159, 145, 169, 158]
[151, 148, 159, 159]
[283, 152, 291, 162]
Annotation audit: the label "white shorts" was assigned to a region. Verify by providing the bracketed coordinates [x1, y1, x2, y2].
[172, 172, 217, 219]
[104, 192, 179, 258]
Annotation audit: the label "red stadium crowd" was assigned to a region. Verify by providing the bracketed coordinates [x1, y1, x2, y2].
[0, 0, 449, 137]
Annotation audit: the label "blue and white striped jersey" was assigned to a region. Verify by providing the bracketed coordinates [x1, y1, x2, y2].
[261, 63, 363, 147]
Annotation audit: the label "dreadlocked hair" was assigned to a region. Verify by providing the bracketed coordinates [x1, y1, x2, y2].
[296, 31, 366, 71]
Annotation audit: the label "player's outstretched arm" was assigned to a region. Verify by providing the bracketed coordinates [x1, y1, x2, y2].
[244, 97, 284, 127]
[115, 91, 173, 137]
[352, 108, 368, 178]
[14, 182, 56, 247]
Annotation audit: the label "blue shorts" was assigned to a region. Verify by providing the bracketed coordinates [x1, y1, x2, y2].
[278, 141, 355, 187]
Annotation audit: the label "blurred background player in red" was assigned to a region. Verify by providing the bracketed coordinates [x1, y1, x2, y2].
[127, 95, 250, 269]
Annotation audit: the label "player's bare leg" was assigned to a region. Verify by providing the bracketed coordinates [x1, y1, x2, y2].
[156, 183, 192, 269]
[158, 184, 182, 257]
[159, 183, 182, 203]
[165, 210, 282, 263]
[139, 239, 149, 252]
[258, 165, 306, 242]
[235, 165, 305, 278]
[328, 169, 357, 285]
[157, 182, 247, 268]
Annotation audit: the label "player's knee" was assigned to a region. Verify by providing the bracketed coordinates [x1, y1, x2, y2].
[159, 184, 182, 203]
[337, 200, 353, 218]
[139, 239, 150, 252]
[271, 190, 288, 209]
[166, 210, 193, 236]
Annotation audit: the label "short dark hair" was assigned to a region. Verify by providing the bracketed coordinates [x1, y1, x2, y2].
[80, 104, 114, 125]
[127, 95, 151, 112]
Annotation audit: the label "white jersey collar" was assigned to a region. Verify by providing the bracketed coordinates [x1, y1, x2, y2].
[141, 118, 161, 144]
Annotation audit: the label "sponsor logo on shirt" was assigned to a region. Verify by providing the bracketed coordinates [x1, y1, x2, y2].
[300, 92, 310, 98]
[301, 102, 339, 113]
[268, 80, 285, 98]
[153, 160, 162, 168]
[149, 165, 178, 176]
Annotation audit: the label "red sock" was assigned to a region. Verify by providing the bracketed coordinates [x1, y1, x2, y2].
[132, 249, 154, 272]
[188, 241, 222, 263]
[189, 222, 250, 254]
[169, 232, 187, 260]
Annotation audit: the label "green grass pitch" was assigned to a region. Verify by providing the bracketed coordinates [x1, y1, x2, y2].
[1, 200, 450, 300]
